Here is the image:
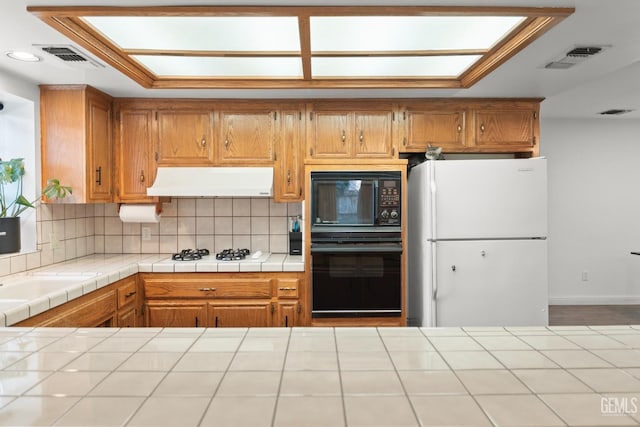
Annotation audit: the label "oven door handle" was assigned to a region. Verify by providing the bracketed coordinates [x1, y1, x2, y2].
[311, 244, 403, 253]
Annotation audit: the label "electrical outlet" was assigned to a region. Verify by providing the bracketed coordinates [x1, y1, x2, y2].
[581, 271, 589, 282]
[141, 226, 151, 241]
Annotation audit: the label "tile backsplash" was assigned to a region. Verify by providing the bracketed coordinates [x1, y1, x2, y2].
[0, 197, 301, 278]
[94, 198, 302, 255]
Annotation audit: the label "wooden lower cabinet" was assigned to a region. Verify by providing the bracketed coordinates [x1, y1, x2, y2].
[15, 276, 140, 328]
[146, 302, 207, 328]
[141, 272, 305, 328]
[209, 303, 272, 328]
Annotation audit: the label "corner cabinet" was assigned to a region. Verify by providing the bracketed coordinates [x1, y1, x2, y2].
[307, 102, 397, 159]
[40, 85, 113, 203]
[113, 103, 157, 203]
[141, 272, 305, 328]
[473, 108, 538, 151]
[15, 275, 141, 328]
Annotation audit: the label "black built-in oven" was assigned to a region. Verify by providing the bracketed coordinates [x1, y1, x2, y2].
[310, 171, 402, 318]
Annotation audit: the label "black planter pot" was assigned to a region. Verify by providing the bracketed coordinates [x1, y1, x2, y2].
[0, 217, 21, 254]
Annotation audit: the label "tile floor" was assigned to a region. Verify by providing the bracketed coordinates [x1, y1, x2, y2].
[0, 326, 639, 426]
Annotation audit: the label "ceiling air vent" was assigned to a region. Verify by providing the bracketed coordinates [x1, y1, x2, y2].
[598, 109, 634, 116]
[35, 44, 104, 69]
[545, 45, 609, 70]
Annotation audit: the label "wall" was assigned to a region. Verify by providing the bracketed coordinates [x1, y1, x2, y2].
[541, 118, 640, 304]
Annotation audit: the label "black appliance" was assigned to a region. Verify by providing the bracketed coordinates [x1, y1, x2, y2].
[172, 248, 210, 261]
[310, 171, 403, 318]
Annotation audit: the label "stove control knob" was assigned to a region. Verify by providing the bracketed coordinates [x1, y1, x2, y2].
[380, 210, 389, 219]
[390, 210, 399, 219]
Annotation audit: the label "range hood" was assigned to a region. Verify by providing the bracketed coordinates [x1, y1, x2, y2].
[147, 167, 273, 197]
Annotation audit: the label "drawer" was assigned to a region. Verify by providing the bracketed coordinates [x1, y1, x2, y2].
[276, 278, 299, 298]
[117, 278, 137, 308]
[145, 278, 273, 299]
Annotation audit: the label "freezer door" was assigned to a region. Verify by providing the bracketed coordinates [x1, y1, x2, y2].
[435, 240, 548, 327]
[432, 158, 547, 239]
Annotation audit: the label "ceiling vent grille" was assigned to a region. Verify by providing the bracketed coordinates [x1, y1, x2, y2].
[598, 109, 634, 116]
[35, 44, 104, 69]
[545, 45, 608, 69]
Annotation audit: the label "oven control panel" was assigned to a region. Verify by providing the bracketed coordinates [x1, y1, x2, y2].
[377, 179, 401, 226]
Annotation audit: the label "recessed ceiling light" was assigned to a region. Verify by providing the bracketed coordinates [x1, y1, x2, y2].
[6, 51, 41, 62]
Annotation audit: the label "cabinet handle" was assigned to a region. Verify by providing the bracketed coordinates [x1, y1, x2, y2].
[341, 130, 346, 143]
[457, 124, 462, 133]
[279, 287, 297, 291]
[95, 166, 102, 185]
[359, 130, 364, 143]
[480, 124, 485, 133]
[198, 287, 217, 291]
[224, 138, 229, 149]
[139, 171, 145, 183]
[287, 170, 291, 184]
[200, 137, 206, 147]
[297, 303, 302, 314]
[309, 148, 314, 156]
[299, 187, 302, 196]
[124, 291, 136, 298]
[402, 137, 406, 146]
[215, 316, 219, 327]
[285, 315, 289, 327]
[195, 316, 199, 328]
[392, 147, 396, 156]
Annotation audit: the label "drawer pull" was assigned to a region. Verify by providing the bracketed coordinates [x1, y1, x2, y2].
[198, 287, 217, 291]
[279, 287, 297, 291]
[124, 291, 136, 298]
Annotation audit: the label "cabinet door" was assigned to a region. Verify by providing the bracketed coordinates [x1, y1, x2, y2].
[274, 110, 304, 202]
[308, 111, 350, 158]
[219, 111, 275, 163]
[403, 109, 466, 152]
[354, 111, 394, 158]
[146, 302, 207, 327]
[118, 306, 136, 327]
[87, 91, 113, 201]
[116, 109, 156, 202]
[209, 303, 272, 327]
[277, 302, 300, 327]
[474, 110, 536, 149]
[157, 111, 214, 165]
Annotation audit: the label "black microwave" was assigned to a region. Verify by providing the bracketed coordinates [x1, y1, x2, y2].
[310, 171, 401, 230]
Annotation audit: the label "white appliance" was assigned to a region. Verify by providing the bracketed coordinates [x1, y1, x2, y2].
[408, 158, 548, 327]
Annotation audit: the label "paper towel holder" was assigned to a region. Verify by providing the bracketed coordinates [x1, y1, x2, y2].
[117, 202, 163, 216]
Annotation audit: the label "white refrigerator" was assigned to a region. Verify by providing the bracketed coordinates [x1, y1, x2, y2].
[407, 158, 548, 327]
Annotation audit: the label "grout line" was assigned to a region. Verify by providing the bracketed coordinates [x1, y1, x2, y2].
[270, 328, 293, 427]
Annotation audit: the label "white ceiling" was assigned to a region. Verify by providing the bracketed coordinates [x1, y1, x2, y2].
[1, 0, 640, 119]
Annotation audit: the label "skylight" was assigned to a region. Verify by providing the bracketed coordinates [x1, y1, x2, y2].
[28, 6, 573, 89]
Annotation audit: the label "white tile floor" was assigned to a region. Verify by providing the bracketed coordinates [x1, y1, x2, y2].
[0, 326, 639, 426]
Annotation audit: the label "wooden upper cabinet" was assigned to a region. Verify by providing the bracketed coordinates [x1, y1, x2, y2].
[40, 85, 113, 203]
[114, 106, 156, 203]
[473, 109, 537, 150]
[274, 109, 305, 202]
[309, 111, 350, 158]
[401, 108, 466, 152]
[307, 104, 396, 159]
[218, 110, 275, 163]
[354, 111, 394, 157]
[157, 110, 214, 165]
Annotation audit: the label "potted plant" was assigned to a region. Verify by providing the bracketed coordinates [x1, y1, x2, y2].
[0, 158, 71, 254]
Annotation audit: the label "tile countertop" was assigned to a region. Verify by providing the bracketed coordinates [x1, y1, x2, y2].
[0, 253, 304, 327]
[0, 326, 640, 427]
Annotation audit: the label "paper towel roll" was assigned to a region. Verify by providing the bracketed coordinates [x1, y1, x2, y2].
[119, 204, 160, 223]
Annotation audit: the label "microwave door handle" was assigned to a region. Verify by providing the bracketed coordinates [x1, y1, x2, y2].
[373, 180, 379, 225]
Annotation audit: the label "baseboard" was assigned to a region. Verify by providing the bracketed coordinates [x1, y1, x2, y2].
[549, 295, 640, 305]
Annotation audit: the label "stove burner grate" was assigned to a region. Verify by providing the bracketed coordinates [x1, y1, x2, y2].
[216, 248, 250, 261]
[172, 248, 210, 261]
